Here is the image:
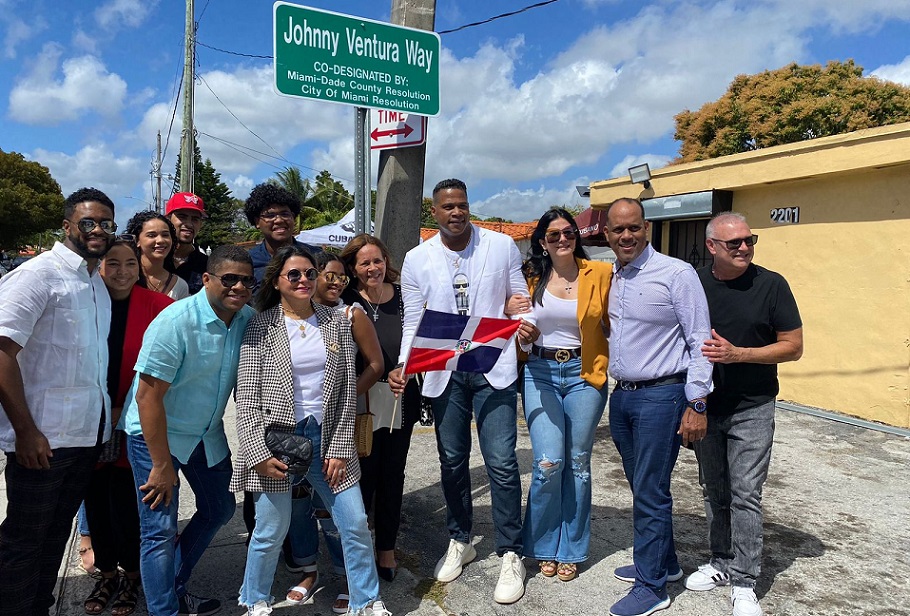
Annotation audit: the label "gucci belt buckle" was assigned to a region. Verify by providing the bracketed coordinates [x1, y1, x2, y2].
[619, 380, 638, 391]
[554, 349, 571, 363]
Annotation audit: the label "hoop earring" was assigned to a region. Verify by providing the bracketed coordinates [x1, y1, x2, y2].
[542, 249, 549, 257]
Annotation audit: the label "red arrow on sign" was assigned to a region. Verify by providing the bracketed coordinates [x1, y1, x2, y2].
[371, 123, 414, 141]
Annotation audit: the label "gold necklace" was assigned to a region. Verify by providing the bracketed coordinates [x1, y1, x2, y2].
[282, 307, 313, 337]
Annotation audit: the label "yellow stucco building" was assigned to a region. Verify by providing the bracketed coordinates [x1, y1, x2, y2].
[590, 122, 910, 429]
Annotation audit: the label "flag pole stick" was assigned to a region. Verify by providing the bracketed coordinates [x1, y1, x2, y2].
[389, 395, 399, 434]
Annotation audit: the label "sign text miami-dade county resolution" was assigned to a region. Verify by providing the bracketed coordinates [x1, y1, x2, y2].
[273, 2, 441, 116]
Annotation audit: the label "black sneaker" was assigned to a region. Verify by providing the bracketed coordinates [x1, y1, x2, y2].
[178, 592, 221, 616]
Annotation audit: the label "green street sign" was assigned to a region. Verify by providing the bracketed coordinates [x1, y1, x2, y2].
[273, 2, 441, 116]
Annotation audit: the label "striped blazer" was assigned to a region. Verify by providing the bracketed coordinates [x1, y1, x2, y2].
[230, 302, 359, 494]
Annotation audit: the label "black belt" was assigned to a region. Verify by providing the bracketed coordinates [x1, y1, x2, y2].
[615, 372, 687, 391]
[531, 345, 581, 363]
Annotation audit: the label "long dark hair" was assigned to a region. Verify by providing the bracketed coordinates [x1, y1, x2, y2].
[254, 244, 315, 312]
[125, 210, 179, 274]
[523, 208, 588, 307]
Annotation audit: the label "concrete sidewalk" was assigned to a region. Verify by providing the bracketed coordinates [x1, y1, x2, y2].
[3, 401, 909, 616]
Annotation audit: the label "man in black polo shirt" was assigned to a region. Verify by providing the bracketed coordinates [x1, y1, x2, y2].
[167, 192, 208, 295]
[687, 212, 803, 616]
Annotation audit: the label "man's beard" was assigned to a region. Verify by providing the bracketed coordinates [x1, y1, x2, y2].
[68, 229, 112, 259]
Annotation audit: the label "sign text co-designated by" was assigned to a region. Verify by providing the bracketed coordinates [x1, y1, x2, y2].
[273, 2, 441, 116]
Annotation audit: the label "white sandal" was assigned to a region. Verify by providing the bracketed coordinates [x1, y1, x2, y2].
[285, 565, 319, 605]
[332, 593, 350, 615]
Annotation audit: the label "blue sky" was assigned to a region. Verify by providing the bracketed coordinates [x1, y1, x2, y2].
[2, 0, 909, 226]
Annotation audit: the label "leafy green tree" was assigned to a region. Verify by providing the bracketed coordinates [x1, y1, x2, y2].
[174, 144, 241, 247]
[673, 60, 910, 162]
[0, 150, 64, 251]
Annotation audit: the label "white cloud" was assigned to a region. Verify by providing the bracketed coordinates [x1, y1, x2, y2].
[72, 29, 99, 55]
[3, 16, 44, 58]
[471, 184, 589, 222]
[872, 55, 910, 86]
[226, 175, 255, 200]
[8, 44, 127, 125]
[95, 0, 158, 30]
[29, 145, 150, 225]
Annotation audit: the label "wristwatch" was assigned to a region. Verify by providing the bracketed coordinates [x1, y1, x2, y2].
[689, 399, 707, 414]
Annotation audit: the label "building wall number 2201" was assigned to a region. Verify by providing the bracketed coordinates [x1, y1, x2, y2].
[770, 207, 800, 224]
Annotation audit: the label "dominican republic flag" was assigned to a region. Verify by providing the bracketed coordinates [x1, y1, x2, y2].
[403, 309, 522, 375]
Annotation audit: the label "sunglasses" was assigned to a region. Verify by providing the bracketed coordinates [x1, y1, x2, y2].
[208, 272, 256, 289]
[71, 218, 117, 235]
[322, 271, 350, 286]
[282, 268, 319, 284]
[711, 234, 758, 250]
[544, 228, 577, 243]
[115, 233, 136, 243]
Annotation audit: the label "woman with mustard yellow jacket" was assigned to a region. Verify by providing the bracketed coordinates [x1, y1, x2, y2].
[514, 207, 612, 583]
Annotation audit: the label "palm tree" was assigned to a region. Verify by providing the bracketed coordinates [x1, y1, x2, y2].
[272, 167, 353, 231]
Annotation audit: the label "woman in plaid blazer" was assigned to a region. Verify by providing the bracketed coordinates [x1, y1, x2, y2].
[231, 245, 391, 616]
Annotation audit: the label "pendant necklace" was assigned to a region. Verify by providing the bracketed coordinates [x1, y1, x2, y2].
[361, 286, 386, 322]
[283, 308, 312, 337]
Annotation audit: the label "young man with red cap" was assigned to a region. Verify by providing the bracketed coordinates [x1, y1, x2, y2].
[166, 192, 208, 295]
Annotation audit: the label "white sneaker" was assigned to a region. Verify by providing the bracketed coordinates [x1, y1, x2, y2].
[731, 587, 762, 616]
[685, 563, 731, 591]
[434, 539, 477, 582]
[493, 551, 526, 604]
[363, 599, 392, 616]
[246, 601, 271, 616]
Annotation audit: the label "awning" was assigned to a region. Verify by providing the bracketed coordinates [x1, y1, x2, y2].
[573, 207, 610, 246]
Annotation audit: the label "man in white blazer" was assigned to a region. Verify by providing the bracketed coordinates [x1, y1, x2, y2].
[389, 178, 537, 605]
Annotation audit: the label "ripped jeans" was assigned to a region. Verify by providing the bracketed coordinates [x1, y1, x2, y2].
[521, 355, 608, 563]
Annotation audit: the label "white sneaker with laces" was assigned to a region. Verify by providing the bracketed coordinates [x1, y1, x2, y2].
[434, 539, 477, 582]
[685, 563, 731, 591]
[246, 601, 271, 616]
[362, 599, 392, 616]
[731, 587, 762, 616]
[493, 551, 526, 605]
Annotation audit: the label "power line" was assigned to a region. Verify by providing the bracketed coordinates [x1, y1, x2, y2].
[195, 0, 563, 58]
[438, 0, 560, 34]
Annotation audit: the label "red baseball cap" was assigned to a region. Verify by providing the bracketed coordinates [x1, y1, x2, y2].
[165, 192, 206, 217]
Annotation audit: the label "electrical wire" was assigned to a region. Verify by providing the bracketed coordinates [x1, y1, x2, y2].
[438, 0, 559, 34]
[195, 0, 563, 58]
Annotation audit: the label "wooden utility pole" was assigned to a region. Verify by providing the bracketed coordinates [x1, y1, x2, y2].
[179, 0, 195, 193]
[375, 0, 436, 268]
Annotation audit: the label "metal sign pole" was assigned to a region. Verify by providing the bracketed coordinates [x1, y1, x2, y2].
[354, 107, 371, 235]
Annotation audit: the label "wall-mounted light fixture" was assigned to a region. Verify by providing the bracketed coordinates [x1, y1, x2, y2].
[576, 185, 590, 198]
[628, 163, 652, 190]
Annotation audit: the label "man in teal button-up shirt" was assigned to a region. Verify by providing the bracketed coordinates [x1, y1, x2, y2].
[123, 245, 255, 616]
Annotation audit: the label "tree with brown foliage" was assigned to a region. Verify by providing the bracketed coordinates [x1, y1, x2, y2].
[673, 60, 910, 163]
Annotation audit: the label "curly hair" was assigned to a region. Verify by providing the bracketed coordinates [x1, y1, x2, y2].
[338, 234, 400, 286]
[125, 210, 179, 274]
[244, 182, 301, 225]
[254, 244, 315, 312]
[64, 187, 115, 219]
[523, 208, 588, 307]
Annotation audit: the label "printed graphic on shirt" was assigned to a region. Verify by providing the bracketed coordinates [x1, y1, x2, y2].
[453, 272, 470, 316]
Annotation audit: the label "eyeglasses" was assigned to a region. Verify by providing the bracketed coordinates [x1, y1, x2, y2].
[544, 228, 577, 243]
[710, 234, 758, 250]
[258, 210, 295, 222]
[71, 218, 117, 235]
[282, 268, 319, 284]
[321, 271, 350, 286]
[207, 272, 257, 289]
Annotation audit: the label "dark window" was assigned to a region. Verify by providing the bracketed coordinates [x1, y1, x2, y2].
[668, 219, 710, 268]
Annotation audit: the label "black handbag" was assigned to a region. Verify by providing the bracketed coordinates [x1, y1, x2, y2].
[264, 428, 313, 476]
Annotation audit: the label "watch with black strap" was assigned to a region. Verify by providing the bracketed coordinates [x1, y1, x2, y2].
[689, 399, 707, 414]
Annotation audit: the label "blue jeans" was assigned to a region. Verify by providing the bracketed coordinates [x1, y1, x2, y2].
[431, 372, 523, 555]
[521, 356, 608, 563]
[288, 489, 346, 575]
[609, 383, 686, 594]
[694, 400, 775, 588]
[78, 501, 90, 536]
[127, 436, 235, 616]
[239, 416, 379, 611]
